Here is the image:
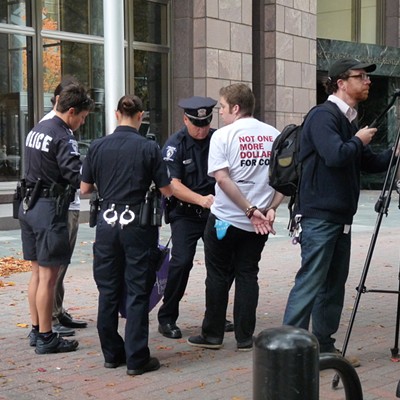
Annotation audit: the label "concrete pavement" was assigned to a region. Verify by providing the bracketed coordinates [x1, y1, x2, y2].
[0, 191, 400, 399]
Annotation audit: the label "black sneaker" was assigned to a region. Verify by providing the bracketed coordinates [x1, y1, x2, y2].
[237, 337, 253, 352]
[237, 342, 253, 352]
[52, 323, 75, 337]
[28, 329, 38, 347]
[126, 357, 160, 376]
[187, 335, 223, 349]
[35, 333, 79, 354]
[224, 319, 234, 332]
[104, 354, 126, 369]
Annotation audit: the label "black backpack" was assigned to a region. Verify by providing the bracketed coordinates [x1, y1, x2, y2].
[269, 102, 341, 234]
[268, 123, 303, 197]
[268, 120, 305, 235]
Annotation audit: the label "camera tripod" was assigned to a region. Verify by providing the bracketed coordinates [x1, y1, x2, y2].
[332, 90, 400, 388]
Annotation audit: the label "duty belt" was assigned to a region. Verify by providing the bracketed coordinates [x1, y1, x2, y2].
[176, 201, 207, 217]
[25, 187, 55, 198]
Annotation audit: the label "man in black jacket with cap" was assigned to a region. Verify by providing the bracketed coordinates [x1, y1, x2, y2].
[158, 96, 233, 339]
[283, 58, 394, 367]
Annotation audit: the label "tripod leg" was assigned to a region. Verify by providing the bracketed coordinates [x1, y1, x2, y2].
[332, 212, 385, 389]
[391, 269, 400, 360]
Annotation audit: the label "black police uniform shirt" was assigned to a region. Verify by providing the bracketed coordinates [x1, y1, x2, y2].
[81, 126, 170, 204]
[24, 116, 81, 188]
[162, 127, 216, 196]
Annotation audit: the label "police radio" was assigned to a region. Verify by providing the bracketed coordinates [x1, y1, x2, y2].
[139, 190, 151, 227]
[151, 189, 162, 227]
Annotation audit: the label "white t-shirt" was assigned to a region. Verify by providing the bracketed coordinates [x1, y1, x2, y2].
[40, 110, 80, 211]
[208, 117, 279, 232]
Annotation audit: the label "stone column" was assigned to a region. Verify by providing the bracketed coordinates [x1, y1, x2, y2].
[172, 0, 253, 131]
[263, 0, 317, 130]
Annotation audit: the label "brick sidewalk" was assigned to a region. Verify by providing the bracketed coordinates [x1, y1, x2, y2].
[1, 191, 400, 399]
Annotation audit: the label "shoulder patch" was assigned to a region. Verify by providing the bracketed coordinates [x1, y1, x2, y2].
[69, 138, 80, 156]
[164, 145, 176, 161]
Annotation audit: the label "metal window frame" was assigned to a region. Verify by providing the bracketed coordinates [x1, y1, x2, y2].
[354, 0, 385, 45]
[125, 0, 172, 142]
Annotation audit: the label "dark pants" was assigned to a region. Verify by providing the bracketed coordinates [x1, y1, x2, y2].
[201, 213, 268, 345]
[53, 209, 80, 320]
[158, 211, 208, 325]
[93, 205, 158, 369]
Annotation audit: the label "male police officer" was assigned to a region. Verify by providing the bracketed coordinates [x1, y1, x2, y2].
[158, 96, 233, 339]
[41, 77, 88, 337]
[20, 83, 94, 354]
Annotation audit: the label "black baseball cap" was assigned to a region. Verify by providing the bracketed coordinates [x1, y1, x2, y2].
[328, 58, 376, 78]
[178, 96, 217, 127]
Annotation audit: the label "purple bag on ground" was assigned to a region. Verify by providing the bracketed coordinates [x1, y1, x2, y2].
[119, 241, 170, 317]
[149, 244, 170, 311]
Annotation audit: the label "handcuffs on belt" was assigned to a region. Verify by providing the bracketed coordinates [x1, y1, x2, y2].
[103, 203, 135, 228]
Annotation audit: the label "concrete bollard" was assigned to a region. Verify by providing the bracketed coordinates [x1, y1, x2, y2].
[253, 326, 319, 400]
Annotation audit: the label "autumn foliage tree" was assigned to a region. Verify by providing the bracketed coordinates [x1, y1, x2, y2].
[42, 8, 61, 92]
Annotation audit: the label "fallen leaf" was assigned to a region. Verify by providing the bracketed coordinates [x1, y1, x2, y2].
[156, 345, 173, 350]
[0, 257, 31, 280]
[16, 323, 29, 328]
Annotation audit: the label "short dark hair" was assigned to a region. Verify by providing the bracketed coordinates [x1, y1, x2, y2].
[219, 83, 255, 117]
[324, 70, 352, 95]
[51, 76, 79, 105]
[56, 83, 94, 113]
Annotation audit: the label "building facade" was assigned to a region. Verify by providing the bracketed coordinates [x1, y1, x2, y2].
[0, 0, 399, 189]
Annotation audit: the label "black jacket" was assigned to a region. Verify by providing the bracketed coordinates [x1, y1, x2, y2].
[24, 116, 81, 189]
[299, 100, 392, 224]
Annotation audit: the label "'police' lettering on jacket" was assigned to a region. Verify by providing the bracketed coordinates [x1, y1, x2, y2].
[26, 130, 53, 152]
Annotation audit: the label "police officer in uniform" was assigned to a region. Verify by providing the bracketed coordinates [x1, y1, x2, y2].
[158, 96, 233, 339]
[40, 76, 88, 337]
[80, 95, 173, 376]
[20, 83, 94, 354]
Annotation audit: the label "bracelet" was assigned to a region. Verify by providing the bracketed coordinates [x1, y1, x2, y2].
[245, 205, 257, 219]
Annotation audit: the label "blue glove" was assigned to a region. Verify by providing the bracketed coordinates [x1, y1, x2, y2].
[214, 219, 231, 240]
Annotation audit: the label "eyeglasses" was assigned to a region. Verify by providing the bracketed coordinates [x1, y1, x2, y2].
[346, 73, 371, 81]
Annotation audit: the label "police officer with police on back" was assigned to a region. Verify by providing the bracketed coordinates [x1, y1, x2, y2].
[40, 76, 88, 337]
[20, 83, 94, 354]
[158, 96, 233, 339]
[81, 94, 173, 376]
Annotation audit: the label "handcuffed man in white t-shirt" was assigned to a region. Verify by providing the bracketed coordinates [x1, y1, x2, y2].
[188, 83, 284, 351]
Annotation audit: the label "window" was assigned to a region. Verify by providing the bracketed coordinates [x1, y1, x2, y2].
[133, 0, 168, 45]
[42, 39, 105, 142]
[0, 33, 32, 180]
[133, 50, 169, 144]
[317, 0, 383, 45]
[0, 1, 28, 27]
[128, 0, 171, 145]
[0, 0, 171, 182]
[42, 0, 103, 36]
